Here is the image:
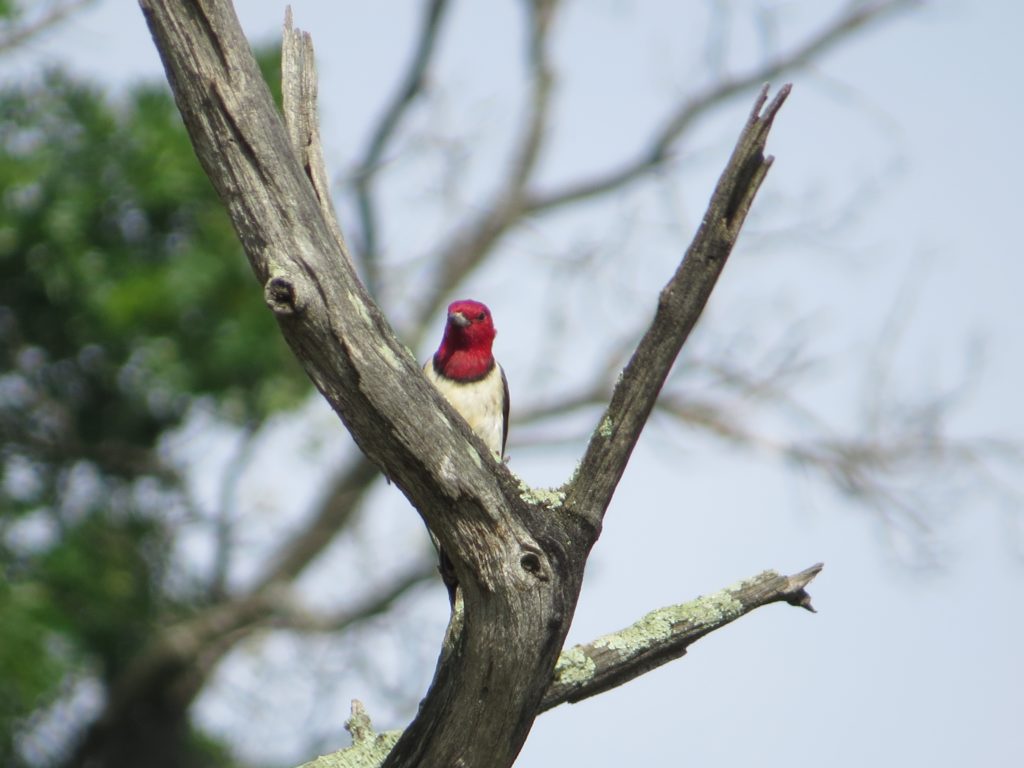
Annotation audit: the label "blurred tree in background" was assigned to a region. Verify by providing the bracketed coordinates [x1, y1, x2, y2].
[0, 31, 310, 765]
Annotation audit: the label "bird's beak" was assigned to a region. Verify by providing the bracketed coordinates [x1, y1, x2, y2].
[448, 311, 470, 328]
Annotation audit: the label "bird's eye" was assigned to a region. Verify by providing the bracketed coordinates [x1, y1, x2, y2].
[476, 312, 486, 321]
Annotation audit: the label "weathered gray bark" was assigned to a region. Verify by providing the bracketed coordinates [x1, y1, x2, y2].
[138, 2, 816, 767]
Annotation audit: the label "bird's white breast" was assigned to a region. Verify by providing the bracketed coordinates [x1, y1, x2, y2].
[424, 361, 506, 457]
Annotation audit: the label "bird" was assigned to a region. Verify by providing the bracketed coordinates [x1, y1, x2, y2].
[424, 299, 509, 460]
[424, 299, 509, 604]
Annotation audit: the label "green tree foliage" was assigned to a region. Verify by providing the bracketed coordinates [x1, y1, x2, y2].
[0, 53, 306, 766]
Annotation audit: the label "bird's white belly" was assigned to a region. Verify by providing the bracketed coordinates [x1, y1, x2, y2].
[424, 363, 505, 456]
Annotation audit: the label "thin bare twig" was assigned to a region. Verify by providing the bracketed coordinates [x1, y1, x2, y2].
[522, 0, 914, 215]
[210, 419, 261, 598]
[351, 0, 452, 294]
[655, 389, 1021, 556]
[0, 0, 96, 53]
[385, 0, 912, 352]
[89, 562, 435, 736]
[267, 563, 437, 633]
[252, 453, 380, 591]
[406, 0, 561, 342]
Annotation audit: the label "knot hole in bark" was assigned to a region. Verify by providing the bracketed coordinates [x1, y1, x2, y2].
[264, 275, 301, 316]
[519, 544, 549, 582]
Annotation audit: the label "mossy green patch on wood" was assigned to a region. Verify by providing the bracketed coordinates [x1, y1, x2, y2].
[553, 645, 597, 686]
[516, 477, 566, 509]
[680, 589, 744, 627]
[593, 589, 744, 654]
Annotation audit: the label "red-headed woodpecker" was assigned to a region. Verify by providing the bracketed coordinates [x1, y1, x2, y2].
[424, 299, 509, 459]
[425, 299, 508, 604]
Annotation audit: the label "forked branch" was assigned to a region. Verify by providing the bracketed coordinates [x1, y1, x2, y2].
[139, 3, 808, 767]
[351, 0, 453, 291]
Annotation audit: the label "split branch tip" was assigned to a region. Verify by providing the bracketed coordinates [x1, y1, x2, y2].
[786, 562, 823, 613]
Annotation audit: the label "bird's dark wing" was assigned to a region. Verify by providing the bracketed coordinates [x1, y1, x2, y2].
[500, 364, 510, 458]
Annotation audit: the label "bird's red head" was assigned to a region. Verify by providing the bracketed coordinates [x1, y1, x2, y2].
[433, 299, 497, 381]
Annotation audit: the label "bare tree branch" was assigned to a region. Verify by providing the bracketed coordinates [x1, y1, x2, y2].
[539, 563, 822, 711]
[0, 0, 96, 54]
[209, 419, 260, 598]
[506, 0, 558, 192]
[406, 0, 561, 340]
[350, 0, 452, 294]
[86, 561, 435, 753]
[657, 380, 1022, 552]
[565, 84, 789, 529]
[267, 563, 437, 633]
[385, 1, 913, 348]
[511, 353, 1021, 546]
[253, 453, 379, 591]
[521, 0, 915, 216]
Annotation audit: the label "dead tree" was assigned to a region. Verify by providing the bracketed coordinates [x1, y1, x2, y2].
[139, 2, 821, 766]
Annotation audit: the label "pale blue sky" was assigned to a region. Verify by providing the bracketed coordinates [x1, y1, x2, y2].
[7, 2, 1023, 767]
